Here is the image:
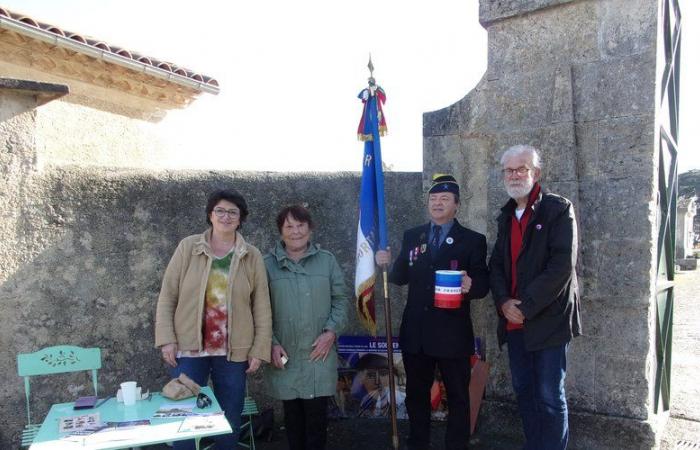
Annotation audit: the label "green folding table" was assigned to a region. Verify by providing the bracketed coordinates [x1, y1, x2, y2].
[28, 387, 231, 450]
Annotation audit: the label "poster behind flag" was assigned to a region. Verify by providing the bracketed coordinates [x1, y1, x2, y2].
[330, 335, 407, 420]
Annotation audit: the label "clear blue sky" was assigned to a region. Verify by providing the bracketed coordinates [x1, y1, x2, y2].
[2, 0, 697, 173]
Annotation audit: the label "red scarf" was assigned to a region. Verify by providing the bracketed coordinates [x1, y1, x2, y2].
[506, 183, 541, 331]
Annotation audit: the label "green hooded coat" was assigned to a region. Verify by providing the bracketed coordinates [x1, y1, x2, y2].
[263, 241, 349, 400]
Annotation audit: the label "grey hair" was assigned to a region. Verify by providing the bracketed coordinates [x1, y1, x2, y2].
[500, 144, 542, 169]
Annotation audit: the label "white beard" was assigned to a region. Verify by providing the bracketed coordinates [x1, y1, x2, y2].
[505, 179, 534, 200]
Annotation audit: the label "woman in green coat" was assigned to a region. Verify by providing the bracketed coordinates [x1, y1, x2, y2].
[264, 205, 349, 450]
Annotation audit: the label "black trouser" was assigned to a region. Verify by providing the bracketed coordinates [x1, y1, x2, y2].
[282, 396, 329, 450]
[403, 351, 471, 450]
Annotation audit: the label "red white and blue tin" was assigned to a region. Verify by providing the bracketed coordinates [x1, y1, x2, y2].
[434, 270, 463, 309]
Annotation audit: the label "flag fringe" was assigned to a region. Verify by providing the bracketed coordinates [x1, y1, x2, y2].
[356, 275, 377, 336]
[357, 126, 387, 142]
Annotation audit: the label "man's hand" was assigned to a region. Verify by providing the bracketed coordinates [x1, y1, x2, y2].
[460, 270, 472, 294]
[246, 356, 262, 374]
[375, 248, 392, 267]
[271, 344, 288, 369]
[501, 298, 525, 324]
[310, 330, 336, 362]
[161, 343, 178, 368]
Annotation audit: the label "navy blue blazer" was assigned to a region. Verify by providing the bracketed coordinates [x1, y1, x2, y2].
[389, 219, 489, 358]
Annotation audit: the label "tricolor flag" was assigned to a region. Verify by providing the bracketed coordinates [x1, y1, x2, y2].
[354, 79, 388, 336]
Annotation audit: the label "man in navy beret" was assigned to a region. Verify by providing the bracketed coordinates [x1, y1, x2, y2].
[376, 174, 489, 450]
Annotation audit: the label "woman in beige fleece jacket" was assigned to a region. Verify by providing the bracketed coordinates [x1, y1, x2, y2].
[155, 189, 272, 450]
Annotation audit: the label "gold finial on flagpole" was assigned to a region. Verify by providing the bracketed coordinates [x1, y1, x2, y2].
[368, 53, 376, 88]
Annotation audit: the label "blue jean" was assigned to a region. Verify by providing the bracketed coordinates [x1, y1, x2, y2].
[506, 331, 569, 450]
[169, 356, 247, 450]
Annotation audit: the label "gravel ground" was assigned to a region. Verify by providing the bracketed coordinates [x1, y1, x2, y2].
[660, 268, 700, 449]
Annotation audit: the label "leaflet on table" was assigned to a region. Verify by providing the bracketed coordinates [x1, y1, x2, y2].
[58, 413, 101, 433]
[63, 419, 152, 438]
[152, 400, 197, 418]
[178, 412, 226, 432]
[82, 426, 154, 444]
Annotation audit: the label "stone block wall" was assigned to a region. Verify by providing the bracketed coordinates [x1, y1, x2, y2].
[424, 0, 662, 448]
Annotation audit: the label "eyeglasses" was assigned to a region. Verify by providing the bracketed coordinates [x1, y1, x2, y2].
[501, 167, 531, 177]
[213, 207, 240, 218]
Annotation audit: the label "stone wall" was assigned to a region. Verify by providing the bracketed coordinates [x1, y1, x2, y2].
[0, 88, 427, 448]
[424, 0, 662, 448]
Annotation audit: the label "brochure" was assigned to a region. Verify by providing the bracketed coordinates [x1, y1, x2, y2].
[58, 413, 101, 433]
[178, 412, 225, 432]
[152, 401, 196, 418]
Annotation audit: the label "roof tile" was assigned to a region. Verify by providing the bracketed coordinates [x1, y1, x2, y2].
[0, 6, 218, 91]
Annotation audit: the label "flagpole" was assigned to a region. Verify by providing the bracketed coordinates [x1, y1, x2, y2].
[367, 56, 400, 450]
[382, 263, 400, 450]
[355, 55, 399, 449]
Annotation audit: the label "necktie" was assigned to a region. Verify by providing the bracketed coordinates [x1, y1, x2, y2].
[431, 225, 442, 255]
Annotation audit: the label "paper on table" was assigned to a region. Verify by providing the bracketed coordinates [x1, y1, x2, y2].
[58, 413, 100, 433]
[152, 401, 196, 418]
[83, 426, 151, 444]
[178, 412, 226, 433]
[83, 422, 181, 444]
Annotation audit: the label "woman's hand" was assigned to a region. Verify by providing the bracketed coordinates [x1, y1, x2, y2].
[161, 343, 178, 368]
[310, 330, 336, 362]
[271, 344, 288, 369]
[246, 356, 262, 374]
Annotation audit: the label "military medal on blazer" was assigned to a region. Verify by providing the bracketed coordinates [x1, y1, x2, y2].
[407, 234, 430, 267]
[405, 226, 464, 273]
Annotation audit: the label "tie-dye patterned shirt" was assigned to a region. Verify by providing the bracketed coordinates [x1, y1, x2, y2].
[179, 251, 232, 357]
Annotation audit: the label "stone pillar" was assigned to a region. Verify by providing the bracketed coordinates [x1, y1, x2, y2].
[423, 1, 666, 448]
[675, 196, 696, 259]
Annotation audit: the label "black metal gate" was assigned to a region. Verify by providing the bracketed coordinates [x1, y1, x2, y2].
[654, 0, 681, 414]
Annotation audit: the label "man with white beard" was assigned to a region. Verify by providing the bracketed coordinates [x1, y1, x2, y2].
[489, 145, 581, 450]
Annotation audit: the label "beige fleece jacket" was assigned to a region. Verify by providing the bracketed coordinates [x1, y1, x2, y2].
[155, 229, 272, 363]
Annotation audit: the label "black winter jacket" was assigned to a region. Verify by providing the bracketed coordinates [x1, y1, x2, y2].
[489, 191, 582, 351]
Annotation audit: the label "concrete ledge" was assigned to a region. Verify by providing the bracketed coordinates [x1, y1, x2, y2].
[0, 77, 68, 105]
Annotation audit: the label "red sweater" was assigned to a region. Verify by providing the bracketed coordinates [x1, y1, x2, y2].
[505, 183, 541, 331]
